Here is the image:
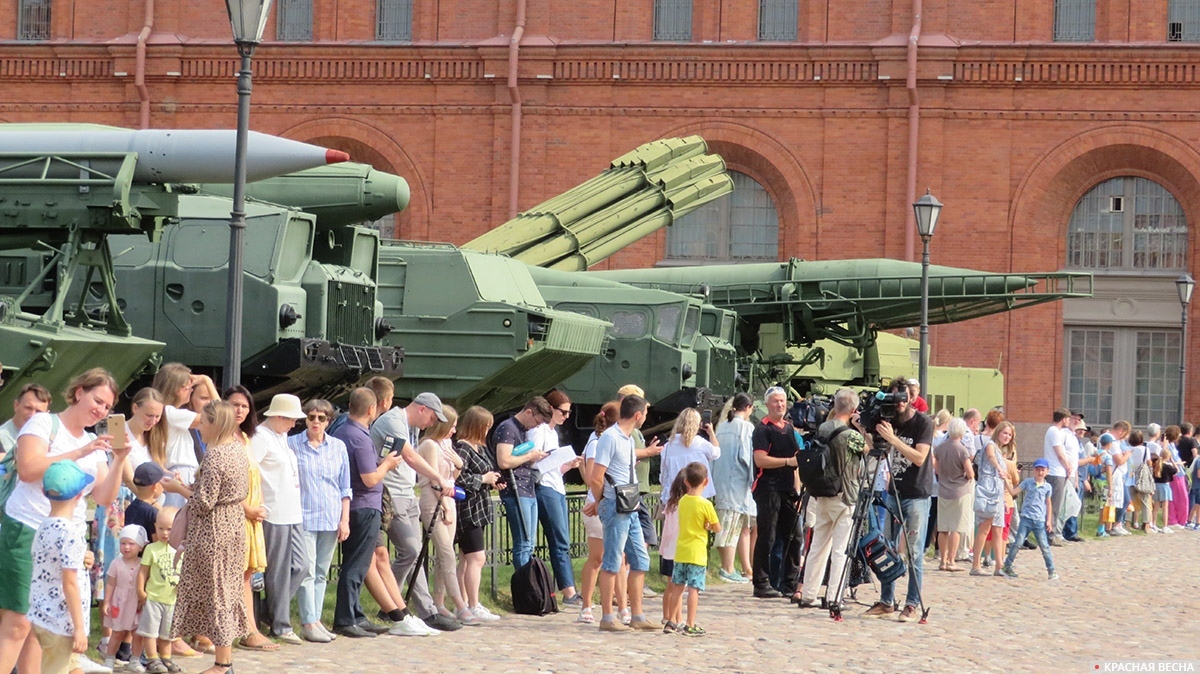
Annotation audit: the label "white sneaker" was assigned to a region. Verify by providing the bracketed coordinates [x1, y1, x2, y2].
[1113, 526, 1130, 536]
[1162, 525, 1176, 533]
[471, 604, 501, 622]
[1149, 525, 1162, 533]
[80, 656, 114, 674]
[389, 613, 436, 637]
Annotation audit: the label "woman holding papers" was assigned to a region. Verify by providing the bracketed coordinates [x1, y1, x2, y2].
[530, 390, 584, 606]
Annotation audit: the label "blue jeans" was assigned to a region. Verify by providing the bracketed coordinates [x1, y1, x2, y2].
[878, 496, 930, 609]
[597, 497, 651, 573]
[1003, 515, 1055, 573]
[297, 530, 339, 625]
[535, 484, 575, 591]
[501, 493, 539, 569]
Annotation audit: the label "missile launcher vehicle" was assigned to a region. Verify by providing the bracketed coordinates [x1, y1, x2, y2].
[0, 125, 392, 406]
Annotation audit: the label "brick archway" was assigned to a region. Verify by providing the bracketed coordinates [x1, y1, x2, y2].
[655, 121, 818, 260]
[1010, 125, 1200, 272]
[279, 118, 432, 240]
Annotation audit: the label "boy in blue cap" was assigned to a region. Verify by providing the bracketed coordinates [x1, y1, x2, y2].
[28, 460, 95, 674]
[1000, 458, 1058, 580]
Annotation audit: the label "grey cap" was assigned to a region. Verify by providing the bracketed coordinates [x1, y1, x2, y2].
[413, 392, 447, 422]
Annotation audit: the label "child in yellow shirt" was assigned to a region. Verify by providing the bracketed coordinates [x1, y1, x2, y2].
[668, 462, 720, 637]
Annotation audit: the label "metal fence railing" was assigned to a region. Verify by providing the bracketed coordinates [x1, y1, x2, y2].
[322, 492, 663, 599]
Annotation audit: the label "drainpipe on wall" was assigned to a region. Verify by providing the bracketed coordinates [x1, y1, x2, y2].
[507, 0, 527, 220]
[135, 0, 155, 129]
[904, 0, 922, 261]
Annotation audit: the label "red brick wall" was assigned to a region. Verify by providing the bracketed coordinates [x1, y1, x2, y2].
[6, 0, 1200, 423]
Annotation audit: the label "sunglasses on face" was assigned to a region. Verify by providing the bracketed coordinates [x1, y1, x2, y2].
[307, 414, 327, 422]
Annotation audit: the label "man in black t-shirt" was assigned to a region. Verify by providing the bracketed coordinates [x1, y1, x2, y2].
[491, 397, 552, 570]
[750, 386, 803, 599]
[1178, 423, 1197, 465]
[863, 378, 934, 623]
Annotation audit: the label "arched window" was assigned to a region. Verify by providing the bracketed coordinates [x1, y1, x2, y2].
[665, 171, 779, 262]
[1066, 176, 1188, 270]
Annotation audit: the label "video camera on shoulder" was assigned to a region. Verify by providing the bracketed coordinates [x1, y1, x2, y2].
[858, 388, 908, 453]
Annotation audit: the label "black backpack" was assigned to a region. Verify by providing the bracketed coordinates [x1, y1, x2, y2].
[505, 471, 558, 616]
[796, 426, 851, 498]
[511, 557, 558, 616]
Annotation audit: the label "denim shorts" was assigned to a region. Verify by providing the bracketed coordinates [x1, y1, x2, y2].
[598, 497, 651, 573]
[671, 561, 706, 591]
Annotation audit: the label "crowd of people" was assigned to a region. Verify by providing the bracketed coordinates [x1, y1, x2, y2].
[0, 364, 1196, 674]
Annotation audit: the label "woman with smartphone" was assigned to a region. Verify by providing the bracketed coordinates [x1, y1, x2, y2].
[0, 368, 127, 674]
[659, 408, 721, 505]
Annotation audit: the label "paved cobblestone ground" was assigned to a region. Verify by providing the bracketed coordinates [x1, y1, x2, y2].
[202, 531, 1198, 673]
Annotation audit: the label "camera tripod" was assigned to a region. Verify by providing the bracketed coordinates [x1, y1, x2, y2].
[825, 446, 932, 624]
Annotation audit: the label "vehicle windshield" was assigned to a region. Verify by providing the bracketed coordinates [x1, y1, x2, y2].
[681, 305, 700, 347]
[654, 304, 682, 344]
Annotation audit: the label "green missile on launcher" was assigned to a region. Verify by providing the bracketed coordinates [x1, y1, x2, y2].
[590, 259, 1094, 351]
[198, 162, 411, 228]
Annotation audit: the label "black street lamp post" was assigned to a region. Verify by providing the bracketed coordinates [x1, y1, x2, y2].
[222, 0, 272, 389]
[1177, 273, 1194, 424]
[913, 190, 943, 397]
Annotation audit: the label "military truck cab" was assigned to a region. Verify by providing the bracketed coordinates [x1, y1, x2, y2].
[375, 242, 610, 412]
[110, 194, 402, 401]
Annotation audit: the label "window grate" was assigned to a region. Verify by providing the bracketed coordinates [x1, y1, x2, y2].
[1134, 331, 1181, 426]
[277, 0, 313, 42]
[1066, 328, 1115, 427]
[18, 0, 51, 41]
[758, 0, 798, 41]
[654, 0, 692, 41]
[377, 0, 413, 41]
[1168, 0, 1200, 41]
[666, 171, 779, 262]
[1067, 177, 1187, 271]
[1053, 0, 1095, 42]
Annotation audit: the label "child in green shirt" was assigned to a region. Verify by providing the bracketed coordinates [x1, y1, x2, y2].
[137, 507, 182, 673]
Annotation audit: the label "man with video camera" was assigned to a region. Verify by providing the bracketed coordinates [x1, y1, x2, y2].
[864, 378, 934, 622]
[797, 388, 865, 609]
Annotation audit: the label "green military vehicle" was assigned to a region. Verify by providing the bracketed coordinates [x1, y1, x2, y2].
[373, 240, 611, 412]
[0, 151, 167, 410]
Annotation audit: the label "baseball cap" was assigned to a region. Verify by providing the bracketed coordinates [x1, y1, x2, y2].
[1099, 433, 1115, 446]
[133, 461, 167, 487]
[1033, 458, 1050, 469]
[119, 524, 148, 548]
[617, 384, 645, 398]
[412, 392, 447, 422]
[42, 460, 95, 501]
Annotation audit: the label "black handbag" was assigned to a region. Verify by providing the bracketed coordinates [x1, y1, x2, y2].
[604, 446, 641, 513]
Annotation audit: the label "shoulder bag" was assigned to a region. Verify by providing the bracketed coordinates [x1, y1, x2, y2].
[604, 443, 641, 513]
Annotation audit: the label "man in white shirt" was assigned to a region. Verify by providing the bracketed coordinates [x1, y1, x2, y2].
[252, 394, 309, 644]
[0, 383, 52, 459]
[1042, 408, 1073, 546]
